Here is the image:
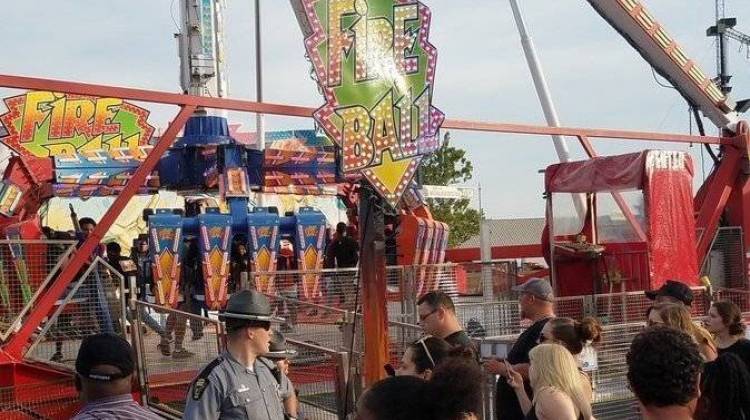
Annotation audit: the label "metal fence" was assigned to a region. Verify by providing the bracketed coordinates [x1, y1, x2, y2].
[286, 339, 352, 420]
[455, 300, 523, 337]
[133, 300, 224, 417]
[554, 286, 710, 324]
[8, 253, 750, 420]
[714, 287, 750, 312]
[701, 226, 747, 290]
[0, 240, 76, 342]
[129, 296, 356, 419]
[0, 377, 80, 419]
[26, 257, 127, 369]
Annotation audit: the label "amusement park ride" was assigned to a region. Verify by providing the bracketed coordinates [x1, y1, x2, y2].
[0, 0, 449, 312]
[0, 0, 747, 417]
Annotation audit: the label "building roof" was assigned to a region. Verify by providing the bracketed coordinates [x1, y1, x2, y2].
[457, 217, 545, 249]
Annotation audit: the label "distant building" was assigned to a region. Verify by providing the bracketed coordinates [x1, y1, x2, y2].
[457, 217, 545, 250]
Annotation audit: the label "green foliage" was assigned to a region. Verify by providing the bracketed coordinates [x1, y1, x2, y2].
[420, 134, 481, 247]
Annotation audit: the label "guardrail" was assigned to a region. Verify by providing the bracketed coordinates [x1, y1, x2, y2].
[131, 300, 224, 417]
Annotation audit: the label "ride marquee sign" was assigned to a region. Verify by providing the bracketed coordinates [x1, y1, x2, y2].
[291, 0, 444, 206]
[0, 91, 154, 158]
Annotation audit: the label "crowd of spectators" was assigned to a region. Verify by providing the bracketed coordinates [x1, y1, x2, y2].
[56, 211, 750, 419]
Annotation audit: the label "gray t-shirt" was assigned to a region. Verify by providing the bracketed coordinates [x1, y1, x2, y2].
[183, 352, 286, 420]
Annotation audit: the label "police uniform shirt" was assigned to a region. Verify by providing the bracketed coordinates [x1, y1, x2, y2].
[273, 367, 294, 400]
[184, 351, 286, 420]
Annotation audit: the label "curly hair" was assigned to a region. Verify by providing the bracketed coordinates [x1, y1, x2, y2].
[696, 352, 750, 420]
[548, 316, 603, 355]
[627, 327, 703, 408]
[712, 300, 746, 336]
[358, 376, 428, 420]
[425, 354, 484, 419]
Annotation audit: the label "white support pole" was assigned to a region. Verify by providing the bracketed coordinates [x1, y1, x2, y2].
[254, 0, 266, 206]
[508, 0, 586, 218]
[479, 184, 494, 303]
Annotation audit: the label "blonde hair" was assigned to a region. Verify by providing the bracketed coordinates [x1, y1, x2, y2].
[654, 303, 717, 356]
[529, 343, 593, 420]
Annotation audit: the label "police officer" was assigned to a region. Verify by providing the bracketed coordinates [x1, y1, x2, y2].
[265, 331, 299, 419]
[183, 290, 293, 419]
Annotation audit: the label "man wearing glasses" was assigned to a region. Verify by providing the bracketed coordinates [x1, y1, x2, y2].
[184, 290, 293, 420]
[484, 278, 556, 420]
[417, 291, 475, 350]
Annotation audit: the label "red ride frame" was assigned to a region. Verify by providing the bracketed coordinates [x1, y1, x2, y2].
[0, 74, 745, 383]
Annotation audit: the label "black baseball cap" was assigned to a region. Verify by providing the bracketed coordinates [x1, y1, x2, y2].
[645, 280, 693, 306]
[75, 333, 135, 381]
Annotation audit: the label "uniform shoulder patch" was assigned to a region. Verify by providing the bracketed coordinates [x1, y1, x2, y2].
[191, 357, 223, 400]
[192, 377, 209, 400]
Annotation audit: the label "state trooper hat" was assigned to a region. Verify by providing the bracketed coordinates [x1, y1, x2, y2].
[265, 330, 298, 360]
[219, 290, 284, 323]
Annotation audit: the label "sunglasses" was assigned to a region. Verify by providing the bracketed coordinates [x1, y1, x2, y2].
[415, 335, 436, 368]
[248, 321, 272, 331]
[419, 309, 438, 323]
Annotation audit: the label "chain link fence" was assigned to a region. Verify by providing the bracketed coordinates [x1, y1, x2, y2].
[701, 226, 747, 290]
[0, 240, 76, 342]
[26, 257, 127, 368]
[286, 339, 352, 420]
[133, 300, 224, 417]
[5, 249, 750, 420]
[0, 377, 80, 419]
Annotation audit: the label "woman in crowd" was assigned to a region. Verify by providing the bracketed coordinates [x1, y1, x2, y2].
[507, 343, 593, 420]
[395, 335, 453, 379]
[427, 352, 484, 420]
[647, 303, 718, 361]
[540, 317, 602, 356]
[357, 348, 484, 420]
[538, 317, 602, 399]
[695, 352, 750, 420]
[705, 300, 750, 369]
[355, 376, 427, 420]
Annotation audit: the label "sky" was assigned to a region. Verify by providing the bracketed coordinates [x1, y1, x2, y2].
[1, 0, 749, 219]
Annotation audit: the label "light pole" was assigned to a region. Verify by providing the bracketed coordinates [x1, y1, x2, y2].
[254, 0, 266, 206]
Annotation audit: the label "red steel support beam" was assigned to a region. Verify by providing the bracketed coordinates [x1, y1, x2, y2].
[0, 74, 735, 146]
[443, 118, 733, 146]
[3, 105, 197, 358]
[695, 145, 744, 263]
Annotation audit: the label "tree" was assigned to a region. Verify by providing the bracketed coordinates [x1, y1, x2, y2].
[419, 132, 481, 247]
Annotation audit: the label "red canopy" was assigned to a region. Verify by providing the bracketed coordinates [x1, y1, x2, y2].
[545, 152, 648, 193]
[545, 150, 699, 288]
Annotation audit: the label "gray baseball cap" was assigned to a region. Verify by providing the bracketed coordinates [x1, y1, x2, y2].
[512, 278, 554, 301]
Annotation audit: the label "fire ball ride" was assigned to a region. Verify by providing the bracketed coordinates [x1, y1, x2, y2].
[0, 0, 748, 418]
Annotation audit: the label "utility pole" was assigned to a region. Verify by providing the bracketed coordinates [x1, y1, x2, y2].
[707, 0, 750, 102]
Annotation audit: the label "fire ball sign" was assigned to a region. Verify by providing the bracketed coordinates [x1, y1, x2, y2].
[0, 91, 154, 158]
[291, 0, 444, 207]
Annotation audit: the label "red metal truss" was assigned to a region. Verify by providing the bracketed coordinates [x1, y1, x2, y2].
[0, 73, 742, 359]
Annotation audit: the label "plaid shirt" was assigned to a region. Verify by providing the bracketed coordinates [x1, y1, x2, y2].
[73, 394, 162, 420]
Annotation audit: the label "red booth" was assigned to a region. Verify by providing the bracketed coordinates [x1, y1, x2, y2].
[544, 150, 699, 297]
